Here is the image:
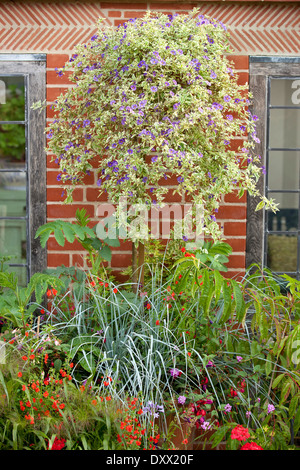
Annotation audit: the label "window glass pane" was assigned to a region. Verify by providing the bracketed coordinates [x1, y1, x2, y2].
[0, 124, 25, 167]
[0, 171, 26, 217]
[270, 78, 300, 107]
[269, 109, 300, 149]
[0, 76, 25, 121]
[267, 192, 298, 232]
[0, 219, 27, 264]
[267, 233, 297, 272]
[268, 151, 300, 190]
[6, 265, 27, 287]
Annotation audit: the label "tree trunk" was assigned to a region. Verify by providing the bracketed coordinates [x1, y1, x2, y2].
[132, 241, 145, 293]
[138, 241, 145, 288]
[132, 242, 138, 292]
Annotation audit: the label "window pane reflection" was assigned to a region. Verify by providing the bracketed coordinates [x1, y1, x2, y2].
[268, 151, 300, 190]
[0, 219, 27, 264]
[269, 109, 300, 149]
[0, 124, 25, 167]
[267, 233, 297, 272]
[270, 78, 300, 107]
[0, 171, 26, 217]
[267, 192, 298, 232]
[6, 265, 27, 287]
[0, 76, 25, 121]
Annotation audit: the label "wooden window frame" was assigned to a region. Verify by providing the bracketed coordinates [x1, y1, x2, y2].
[0, 54, 47, 279]
[246, 56, 300, 272]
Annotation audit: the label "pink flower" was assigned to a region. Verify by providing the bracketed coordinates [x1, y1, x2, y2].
[170, 368, 182, 378]
[178, 395, 186, 405]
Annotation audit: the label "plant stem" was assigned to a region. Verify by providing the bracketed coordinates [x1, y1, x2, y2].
[132, 243, 138, 293]
[138, 242, 145, 289]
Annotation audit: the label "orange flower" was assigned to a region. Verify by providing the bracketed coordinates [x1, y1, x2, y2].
[43, 391, 49, 398]
[22, 355, 27, 361]
[182, 438, 188, 445]
[91, 399, 97, 406]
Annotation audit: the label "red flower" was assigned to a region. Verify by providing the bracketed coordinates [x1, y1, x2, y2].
[181, 247, 186, 253]
[48, 437, 66, 450]
[231, 425, 250, 442]
[113, 288, 118, 293]
[240, 442, 263, 450]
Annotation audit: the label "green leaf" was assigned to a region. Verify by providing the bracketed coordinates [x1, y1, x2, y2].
[54, 228, 65, 247]
[255, 200, 265, 211]
[265, 353, 273, 377]
[231, 279, 246, 321]
[61, 223, 76, 244]
[98, 245, 112, 262]
[280, 379, 292, 403]
[289, 395, 299, 418]
[104, 236, 120, 247]
[0, 271, 18, 291]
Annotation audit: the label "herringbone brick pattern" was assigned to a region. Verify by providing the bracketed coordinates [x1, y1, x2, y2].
[0, 1, 299, 54]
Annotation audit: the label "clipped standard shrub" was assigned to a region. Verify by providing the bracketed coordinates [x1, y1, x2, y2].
[42, 9, 277, 245]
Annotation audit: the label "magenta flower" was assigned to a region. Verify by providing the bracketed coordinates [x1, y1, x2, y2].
[170, 368, 182, 378]
[178, 395, 186, 405]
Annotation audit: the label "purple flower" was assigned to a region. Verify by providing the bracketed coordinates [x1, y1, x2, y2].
[142, 401, 164, 418]
[151, 86, 158, 92]
[178, 396, 186, 405]
[223, 95, 231, 102]
[224, 404, 232, 412]
[177, 176, 184, 183]
[201, 421, 211, 431]
[170, 368, 182, 378]
[236, 356, 243, 362]
[267, 404, 275, 414]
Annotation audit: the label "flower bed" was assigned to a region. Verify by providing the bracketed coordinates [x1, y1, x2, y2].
[1, 239, 300, 450]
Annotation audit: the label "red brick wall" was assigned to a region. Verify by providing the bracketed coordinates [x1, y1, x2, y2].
[1, 0, 299, 280]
